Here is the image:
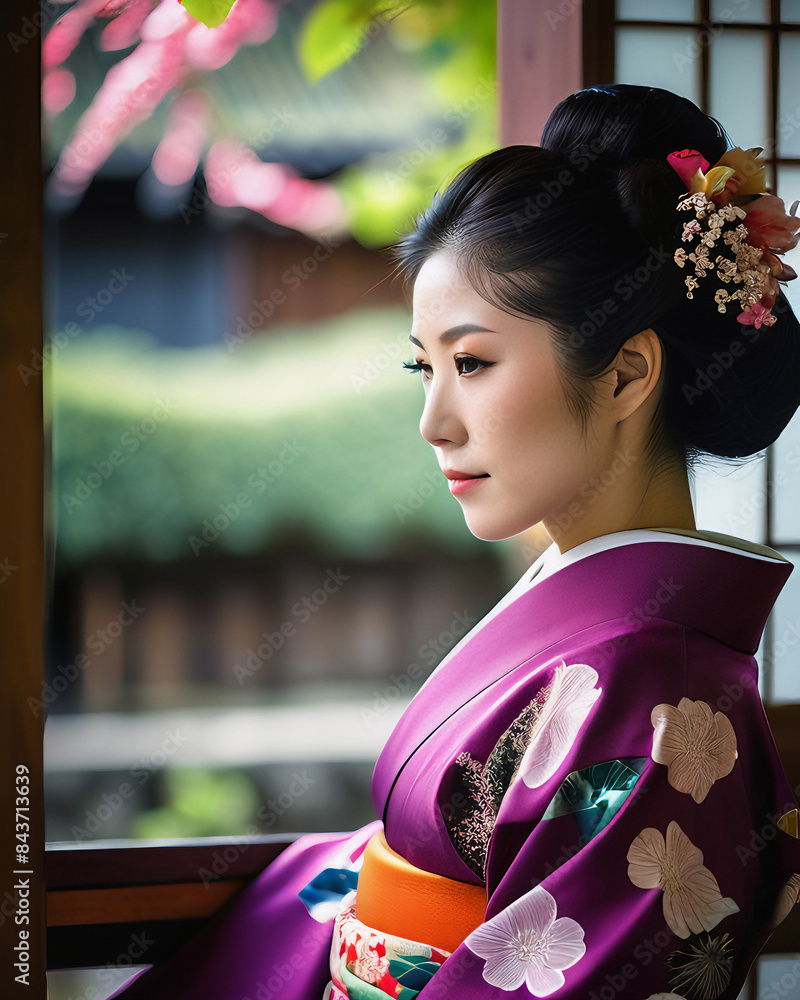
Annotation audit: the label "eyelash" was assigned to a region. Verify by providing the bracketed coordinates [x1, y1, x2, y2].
[402, 356, 495, 378]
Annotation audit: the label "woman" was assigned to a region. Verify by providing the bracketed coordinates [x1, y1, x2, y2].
[113, 85, 800, 1000]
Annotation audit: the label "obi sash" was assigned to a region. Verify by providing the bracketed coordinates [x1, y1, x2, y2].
[321, 831, 487, 998]
[356, 830, 486, 953]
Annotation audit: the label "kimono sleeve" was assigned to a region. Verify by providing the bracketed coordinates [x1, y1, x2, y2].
[418, 636, 800, 1000]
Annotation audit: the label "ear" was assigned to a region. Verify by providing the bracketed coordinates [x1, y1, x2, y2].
[608, 329, 663, 419]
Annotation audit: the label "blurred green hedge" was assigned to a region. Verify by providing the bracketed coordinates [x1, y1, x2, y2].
[51, 307, 489, 563]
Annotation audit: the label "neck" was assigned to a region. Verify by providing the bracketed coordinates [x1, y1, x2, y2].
[543, 451, 696, 554]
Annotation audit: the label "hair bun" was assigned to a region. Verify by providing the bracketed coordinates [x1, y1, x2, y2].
[542, 85, 800, 458]
[614, 158, 684, 242]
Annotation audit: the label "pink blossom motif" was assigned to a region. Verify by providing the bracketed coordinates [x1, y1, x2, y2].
[742, 193, 800, 256]
[651, 698, 738, 803]
[42, 68, 77, 116]
[466, 885, 586, 995]
[45, 0, 277, 197]
[150, 89, 209, 186]
[737, 299, 776, 328]
[668, 149, 710, 189]
[627, 821, 739, 939]
[736, 192, 800, 325]
[520, 663, 602, 789]
[43, 0, 111, 71]
[100, 0, 158, 53]
[51, 19, 194, 197]
[203, 141, 347, 236]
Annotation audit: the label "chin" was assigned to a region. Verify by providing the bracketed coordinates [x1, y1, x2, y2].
[461, 515, 532, 543]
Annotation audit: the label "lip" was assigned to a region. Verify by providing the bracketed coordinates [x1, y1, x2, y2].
[442, 468, 490, 496]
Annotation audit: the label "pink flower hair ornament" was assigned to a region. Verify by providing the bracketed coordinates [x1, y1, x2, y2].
[667, 146, 800, 328]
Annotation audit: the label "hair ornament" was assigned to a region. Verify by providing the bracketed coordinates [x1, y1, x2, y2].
[667, 146, 800, 328]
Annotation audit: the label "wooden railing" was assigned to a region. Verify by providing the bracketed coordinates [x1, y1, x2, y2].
[46, 834, 295, 970]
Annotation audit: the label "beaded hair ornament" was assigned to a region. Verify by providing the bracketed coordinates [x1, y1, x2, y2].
[667, 146, 800, 328]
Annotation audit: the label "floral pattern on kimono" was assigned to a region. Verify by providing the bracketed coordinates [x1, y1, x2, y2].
[443, 662, 602, 879]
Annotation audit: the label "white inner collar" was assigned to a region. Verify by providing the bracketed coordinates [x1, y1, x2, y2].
[521, 526, 786, 590]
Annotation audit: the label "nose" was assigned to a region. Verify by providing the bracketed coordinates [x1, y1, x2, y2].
[418, 375, 464, 448]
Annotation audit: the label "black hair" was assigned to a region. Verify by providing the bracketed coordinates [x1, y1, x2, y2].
[393, 84, 800, 461]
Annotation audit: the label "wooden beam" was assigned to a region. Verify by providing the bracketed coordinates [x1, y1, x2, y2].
[0, 1, 45, 996]
[45, 835, 293, 889]
[47, 880, 247, 926]
[582, 0, 615, 87]
[45, 836, 293, 969]
[498, 0, 583, 146]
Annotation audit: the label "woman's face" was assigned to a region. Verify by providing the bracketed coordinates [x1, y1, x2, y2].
[408, 251, 618, 543]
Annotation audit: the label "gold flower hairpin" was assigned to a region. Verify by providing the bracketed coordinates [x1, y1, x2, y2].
[667, 146, 800, 328]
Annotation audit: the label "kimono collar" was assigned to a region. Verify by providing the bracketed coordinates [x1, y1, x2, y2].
[372, 530, 791, 814]
[522, 528, 791, 655]
[524, 526, 787, 592]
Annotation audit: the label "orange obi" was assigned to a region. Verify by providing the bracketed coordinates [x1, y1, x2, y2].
[354, 830, 487, 954]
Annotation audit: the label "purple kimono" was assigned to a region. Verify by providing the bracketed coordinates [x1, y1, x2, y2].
[113, 529, 800, 1000]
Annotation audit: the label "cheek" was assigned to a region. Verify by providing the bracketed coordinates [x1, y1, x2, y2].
[501, 377, 582, 459]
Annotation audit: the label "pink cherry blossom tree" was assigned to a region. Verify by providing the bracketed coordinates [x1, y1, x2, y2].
[43, 0, 347, 236]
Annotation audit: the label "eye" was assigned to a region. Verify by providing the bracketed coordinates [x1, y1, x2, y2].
[455, 354, 494, 377]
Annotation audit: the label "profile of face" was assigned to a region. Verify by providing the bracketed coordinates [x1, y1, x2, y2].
[408, 252, 625, 544]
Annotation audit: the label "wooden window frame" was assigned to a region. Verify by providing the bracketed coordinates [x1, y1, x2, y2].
[589, 2, 800, 223]
[2, 1, 46, 995]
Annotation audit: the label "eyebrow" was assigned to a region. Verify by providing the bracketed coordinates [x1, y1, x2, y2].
[408, 324, 496, 349]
